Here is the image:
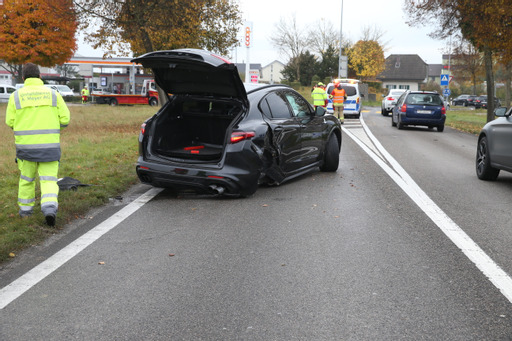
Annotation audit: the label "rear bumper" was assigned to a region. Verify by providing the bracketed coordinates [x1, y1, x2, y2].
[136, 153, 261, 196]
[400, 114, 446, 126]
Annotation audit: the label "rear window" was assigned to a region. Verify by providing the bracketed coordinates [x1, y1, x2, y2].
[405, 94, 443, 106]
[341, 85, 357, 96]
[327, 84, 358, 97]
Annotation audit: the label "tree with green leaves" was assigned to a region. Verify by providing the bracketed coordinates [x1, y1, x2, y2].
[282, 51, 318, 86]
[74, 0, 242, 57]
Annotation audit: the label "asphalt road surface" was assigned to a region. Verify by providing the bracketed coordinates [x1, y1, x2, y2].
[1, 107, 512, 340]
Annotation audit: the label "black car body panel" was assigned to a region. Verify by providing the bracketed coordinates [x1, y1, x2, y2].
[133, 49, 342, 196]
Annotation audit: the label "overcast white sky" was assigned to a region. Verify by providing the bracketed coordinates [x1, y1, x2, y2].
[77, 0, 448, 66]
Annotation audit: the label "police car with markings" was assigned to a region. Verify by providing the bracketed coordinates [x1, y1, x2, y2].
[325, 78, 363, 118]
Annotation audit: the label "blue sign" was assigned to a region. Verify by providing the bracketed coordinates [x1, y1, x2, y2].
[440, 74, 449, 86]
[443, 88, 451, 96]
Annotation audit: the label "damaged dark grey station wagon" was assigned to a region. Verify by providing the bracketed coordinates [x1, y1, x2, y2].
[133, 49, 342, 197]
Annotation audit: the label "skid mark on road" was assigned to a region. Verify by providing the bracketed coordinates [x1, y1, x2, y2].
[342, 111, 512, 304]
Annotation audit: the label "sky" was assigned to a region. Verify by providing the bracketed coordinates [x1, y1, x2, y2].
[76, 0, 449, 66]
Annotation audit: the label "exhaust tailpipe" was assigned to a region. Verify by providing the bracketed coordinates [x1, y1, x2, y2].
[209, 184, 225, 195]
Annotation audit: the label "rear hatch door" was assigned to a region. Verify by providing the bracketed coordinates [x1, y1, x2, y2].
[131, 49, 248, 107]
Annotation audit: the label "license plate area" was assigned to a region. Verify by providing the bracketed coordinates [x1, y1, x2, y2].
[416, 110, 431, 114]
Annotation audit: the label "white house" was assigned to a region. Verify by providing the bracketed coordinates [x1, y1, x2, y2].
[260, 60, 285, 84]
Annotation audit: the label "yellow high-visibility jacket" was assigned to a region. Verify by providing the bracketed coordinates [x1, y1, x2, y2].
[6, 78, 70, 162]
[311, 87, 327, 106]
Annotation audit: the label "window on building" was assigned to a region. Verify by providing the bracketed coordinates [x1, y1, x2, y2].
[399, 85, 410, 90]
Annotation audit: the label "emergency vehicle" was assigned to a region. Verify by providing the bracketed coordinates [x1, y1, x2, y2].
[92, 79, 159, 106]
[325, 78, 363, 118]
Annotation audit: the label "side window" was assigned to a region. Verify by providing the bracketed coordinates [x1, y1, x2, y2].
[0, 88, 4, 94]
[397, 92, 407, 105]
[262, 92, 292, 119]
[284, 92, 310, 117]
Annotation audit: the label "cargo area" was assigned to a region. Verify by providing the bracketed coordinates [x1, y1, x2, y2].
[152, 98, 243, 161]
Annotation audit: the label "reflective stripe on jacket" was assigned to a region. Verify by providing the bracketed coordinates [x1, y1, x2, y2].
[331, 87, 346, 106]
[5, 78, 70, 162]
[311, 87, 327, 106]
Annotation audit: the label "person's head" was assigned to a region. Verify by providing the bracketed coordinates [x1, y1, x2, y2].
[318, 82, 324, 87]
[22, 63, 40, 80]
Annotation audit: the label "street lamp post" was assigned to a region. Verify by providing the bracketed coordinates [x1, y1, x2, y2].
[338, 0, 347, 78]
[338, 0, 343, 78]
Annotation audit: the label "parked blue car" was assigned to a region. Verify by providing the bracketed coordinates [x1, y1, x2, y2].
[391, 91, 447, 132]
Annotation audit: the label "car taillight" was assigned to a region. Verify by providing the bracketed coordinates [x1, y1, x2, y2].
[442, 106, 446, 115]
[401, 104, 407, 112]
[387, 97, 394, 101]
[230, 131, 255, 144]
[140, 123, 146, 135]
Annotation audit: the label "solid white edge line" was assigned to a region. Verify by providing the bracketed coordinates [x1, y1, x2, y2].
[0, 187, 163, 310]
[342, 114, 512, 304]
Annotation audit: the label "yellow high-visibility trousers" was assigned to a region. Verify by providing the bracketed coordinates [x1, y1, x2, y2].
[17, 159, 59, 214]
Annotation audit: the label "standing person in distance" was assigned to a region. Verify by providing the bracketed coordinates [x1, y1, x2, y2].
[330, 82, 346, 123]
[311, 82, 328, 109]
[81, 85, 89, 104]
[5, 63, 70, 226]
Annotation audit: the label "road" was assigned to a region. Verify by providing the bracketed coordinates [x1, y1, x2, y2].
[1, 107, 512, 340]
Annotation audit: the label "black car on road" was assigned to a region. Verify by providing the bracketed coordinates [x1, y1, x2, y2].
[133, 49, 342, 197]
[475, 95, 501, 109]
[452, 94, 478, 106]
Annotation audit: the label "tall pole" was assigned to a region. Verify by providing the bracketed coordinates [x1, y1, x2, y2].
[338, 0, 343, 78]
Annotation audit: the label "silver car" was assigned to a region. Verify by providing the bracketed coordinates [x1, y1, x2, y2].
[381, 89, 406, 116]
[476, 106, 512, 180]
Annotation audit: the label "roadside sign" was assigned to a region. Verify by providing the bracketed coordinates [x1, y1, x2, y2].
[440, 74, 449, 86]
[443, 88, 451, 97]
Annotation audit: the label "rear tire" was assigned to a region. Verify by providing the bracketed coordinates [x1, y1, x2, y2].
[109, 98, 118, 106]
[437, 125, 444, 132]
[381, 108, 388, 116]
[476, 136, 500, 180]
[320, 135, 339, 172]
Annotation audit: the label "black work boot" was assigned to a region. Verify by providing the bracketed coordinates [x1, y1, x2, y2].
[45, 213, 56, 227]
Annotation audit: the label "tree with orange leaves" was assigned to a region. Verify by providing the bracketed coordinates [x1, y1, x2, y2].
[0, 0, 77, 84]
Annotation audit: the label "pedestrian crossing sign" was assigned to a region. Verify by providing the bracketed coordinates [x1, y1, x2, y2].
[440, 74, 449, 86]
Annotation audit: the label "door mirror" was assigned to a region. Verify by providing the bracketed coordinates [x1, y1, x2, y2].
[314, 106, 327, 117]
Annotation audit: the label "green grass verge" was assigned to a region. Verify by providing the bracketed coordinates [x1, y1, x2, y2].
[0, 103, 154, 263]
[0, 97, 492, 263]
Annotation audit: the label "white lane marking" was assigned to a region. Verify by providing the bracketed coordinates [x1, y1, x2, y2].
[342, 113, 512, 304]
[0, 187, 163, 309]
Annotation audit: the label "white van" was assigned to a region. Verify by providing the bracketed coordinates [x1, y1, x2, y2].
[45, 84, 75, 97]
[325, 79, 363, 118]
[0, 84, 16, 103]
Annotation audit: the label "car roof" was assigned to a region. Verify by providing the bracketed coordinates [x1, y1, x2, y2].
[407, 91, 439, 95]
